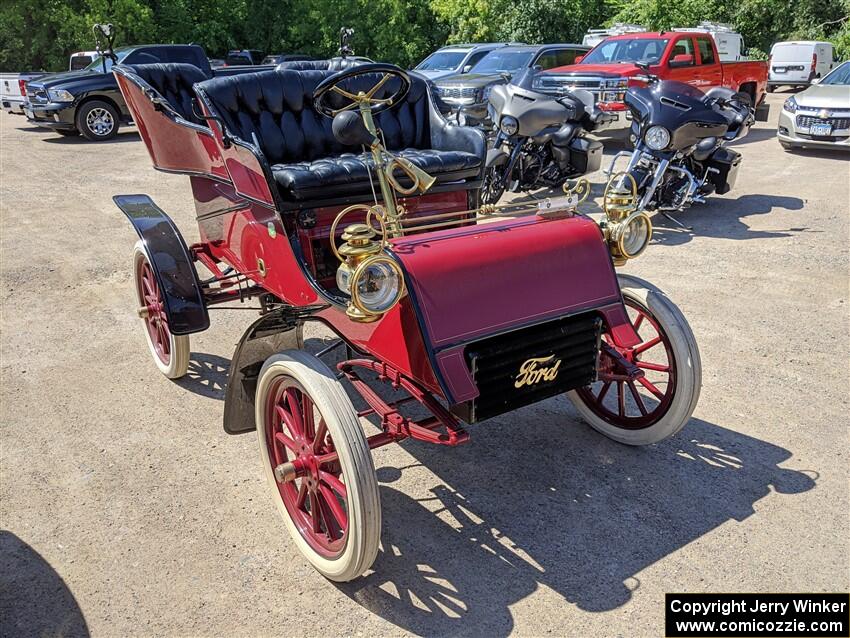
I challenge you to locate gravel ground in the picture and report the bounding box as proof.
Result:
[1,91,848,637]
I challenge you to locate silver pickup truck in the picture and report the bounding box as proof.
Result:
[1,72,46,114]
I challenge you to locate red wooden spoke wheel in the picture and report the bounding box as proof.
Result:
[575,298,676,429]
[132,242,189,379]
[265,379,349,557]
[138,260,171,365]
[256,351,381,581]
[568,275,701,445]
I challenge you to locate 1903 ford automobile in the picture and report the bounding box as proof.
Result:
[113,59,701,581]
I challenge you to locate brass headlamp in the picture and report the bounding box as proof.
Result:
[330,205,406,323]
[600,172,653,266]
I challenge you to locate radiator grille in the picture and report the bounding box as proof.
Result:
[439,86,479,100]
[797,115,850,130]
[452,312,602,423]
[27,86,48,104]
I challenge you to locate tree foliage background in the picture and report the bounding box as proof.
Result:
[1,0,848,71]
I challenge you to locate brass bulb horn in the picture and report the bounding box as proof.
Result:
[385,155,437,196]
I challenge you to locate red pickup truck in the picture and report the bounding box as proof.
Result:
[536,31,769,129]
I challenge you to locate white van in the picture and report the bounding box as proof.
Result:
[675,22,747,61]
[768,41,838,91]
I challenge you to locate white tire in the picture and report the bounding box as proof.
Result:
[256,350,381,581]
[567,274,701,445]
[133,241,190,379]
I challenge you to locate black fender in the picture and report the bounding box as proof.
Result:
[223,307,309,434]
[114,194,209,335]
[486,147,509,168]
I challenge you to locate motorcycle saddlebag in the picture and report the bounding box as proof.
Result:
[705,147,742,195]
[559,137,603,175]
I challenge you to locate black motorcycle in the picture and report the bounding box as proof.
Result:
[480,69,613,204]
[608,66,756,219]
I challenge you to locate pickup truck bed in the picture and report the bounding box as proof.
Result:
[2,73,46,114]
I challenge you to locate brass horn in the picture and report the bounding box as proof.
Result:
[385,155,436,196]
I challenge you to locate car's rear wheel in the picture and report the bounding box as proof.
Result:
[568,274,701,445]
[76,100,120,141]
[133,241,190,379]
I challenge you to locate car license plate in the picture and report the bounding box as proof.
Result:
[810,122,833,136]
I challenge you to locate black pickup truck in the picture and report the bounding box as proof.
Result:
[24,44,271,141]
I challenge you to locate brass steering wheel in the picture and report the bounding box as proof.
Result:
[313,63,411,118]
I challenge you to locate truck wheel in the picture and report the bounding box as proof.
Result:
[56,129,79,137]
[567,274,701,445]
[256,350,381,581]
[76,100,120,141]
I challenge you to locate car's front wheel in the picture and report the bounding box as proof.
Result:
[76,100,120,141]
[567,274,701,445]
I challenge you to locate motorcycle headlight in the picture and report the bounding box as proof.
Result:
[499,115,519,136]
[350,256,404,316]
[48,89,75,103]
[783,96,798,113]
[644,125,670,151]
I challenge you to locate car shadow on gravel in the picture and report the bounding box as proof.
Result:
[174,352,230,400]
[41,131,141,144]
[337,412,816,636]
[0,531,90,638]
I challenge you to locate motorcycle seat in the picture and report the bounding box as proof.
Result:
[703,87,737,103]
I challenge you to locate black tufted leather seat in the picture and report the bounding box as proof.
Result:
[275,57,371,72]
[124,63,212,125]
[195,69,485,204]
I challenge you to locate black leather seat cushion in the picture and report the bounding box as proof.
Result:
[125,63,211,125]
[276,57,370,71]
[195,69,485,203]
[272,148,481,200]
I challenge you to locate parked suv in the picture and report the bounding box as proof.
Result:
[413,43,516,81]
[433,43,590,126]
[24,44,211,140]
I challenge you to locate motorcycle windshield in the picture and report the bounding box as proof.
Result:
[510,67,538,91]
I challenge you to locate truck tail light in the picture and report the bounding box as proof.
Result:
[597,101,628,112]
[810,53,817,78]
[768,55,772,70]
[18,79,27,96]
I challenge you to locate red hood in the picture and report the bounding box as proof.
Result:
[389,215,639,403]
[545,62,644,77]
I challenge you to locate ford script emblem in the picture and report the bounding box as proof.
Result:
[515,355,562,388]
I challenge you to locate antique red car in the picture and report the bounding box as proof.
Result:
[113,59,701,581]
